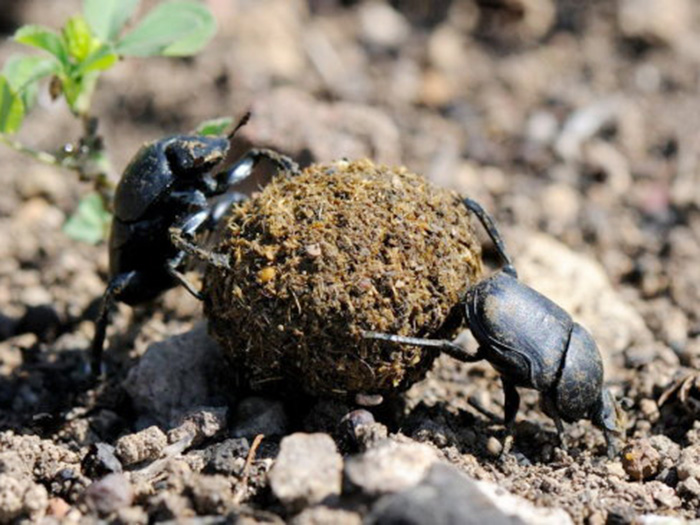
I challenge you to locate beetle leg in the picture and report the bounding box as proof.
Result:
[462,198,517,278]
[502,379,521,455]
[361,330,482,362]
[91,271,138,378]
[169,216,231,270]
[248,148,300,176]
[215,148,300,192]
[166,251,203,300]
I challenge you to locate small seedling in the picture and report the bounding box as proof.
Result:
[0,0,219,243]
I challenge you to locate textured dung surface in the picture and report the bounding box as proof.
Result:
[204,159,482,397]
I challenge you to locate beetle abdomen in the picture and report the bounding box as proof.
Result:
[467,271,573,391]
[555,323,604,422]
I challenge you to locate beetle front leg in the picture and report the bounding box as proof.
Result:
[215,149,300,192]
[91,271,139,378]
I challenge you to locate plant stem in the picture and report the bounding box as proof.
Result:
[0,133,61,167]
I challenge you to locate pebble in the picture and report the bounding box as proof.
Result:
[115,426,167,466]
[618,0,693,48]
[269,433,343,511]
[122,323,228,426]
[169,406,228,446]
[84,473,133,516]
[201,438,249,475]
[367,463,572,525]
[486,436,504,457]
[621,439,661,481]
[0,473,49,523]
[357,2,409,50]
[344,440,438,497]
[82,443,123,478]
[290,506,362,525]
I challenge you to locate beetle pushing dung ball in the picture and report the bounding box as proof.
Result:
[93,126,625,456]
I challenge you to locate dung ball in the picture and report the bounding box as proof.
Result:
[203,159,483,398]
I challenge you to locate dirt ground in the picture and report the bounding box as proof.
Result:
[1,0,700,523]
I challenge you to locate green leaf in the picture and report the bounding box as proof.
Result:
[84,0,141,41]
[14,25,69,66]
[78,44,119,74]
[0,76,25,134]
[194,117,233,136]
[116,1,216,57]
[63,193,111,244]
[63,15,100,62]
[2,55,60,111]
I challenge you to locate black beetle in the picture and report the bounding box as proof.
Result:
[364,198,625,457]
[91,116,299,375]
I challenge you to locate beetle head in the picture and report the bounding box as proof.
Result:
[164,136,230,178]
[592,387,627,457]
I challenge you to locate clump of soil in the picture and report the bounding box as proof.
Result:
[204,159,483,397]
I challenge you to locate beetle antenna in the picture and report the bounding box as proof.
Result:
[228,111,252,139]
[462,198,517,277]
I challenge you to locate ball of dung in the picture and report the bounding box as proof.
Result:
[204,159,483,398]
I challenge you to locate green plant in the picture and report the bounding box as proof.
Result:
[0,0,222,243]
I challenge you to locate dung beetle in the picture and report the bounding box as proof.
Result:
[91,116,299,376]
[364,198,626,457]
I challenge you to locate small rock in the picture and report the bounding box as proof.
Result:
[618,0,693,48]
[123,323,228,426]
[188,474,233,515]
[344,440,438,497]
[358,2,409,50]
[200,438,249,475]
[677,444,700,481]
[367,463,572,525]
[648,481,682,509]
[46,497,71,518]
[148,492,193,522]
[621,439,661,481]
[0,473,49,523]
[84,473,133,516]
[82,443,123,478]
[114,505,148,525]
[269,433,343,511]
[290,505,362,525]
[115,426,167,466]
[486,436,503,457]
[231,397,288,438]
[677,476,700,503]
[337,409,375,450]
[169,406,228,446]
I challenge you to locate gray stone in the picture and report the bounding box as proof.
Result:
[269,433,343,511]
[84,473,133,516]
[367,463,572,525]
[344,440,438,497]
[122,323,228,426]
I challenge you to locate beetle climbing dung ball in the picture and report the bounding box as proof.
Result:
[203,159,483,398]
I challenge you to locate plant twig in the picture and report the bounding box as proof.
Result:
[0,133,60,166]
[233,434,264,505]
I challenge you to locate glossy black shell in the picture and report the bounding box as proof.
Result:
[113,135,229,222]
[465,270,574,391]
[556,323,604,421]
